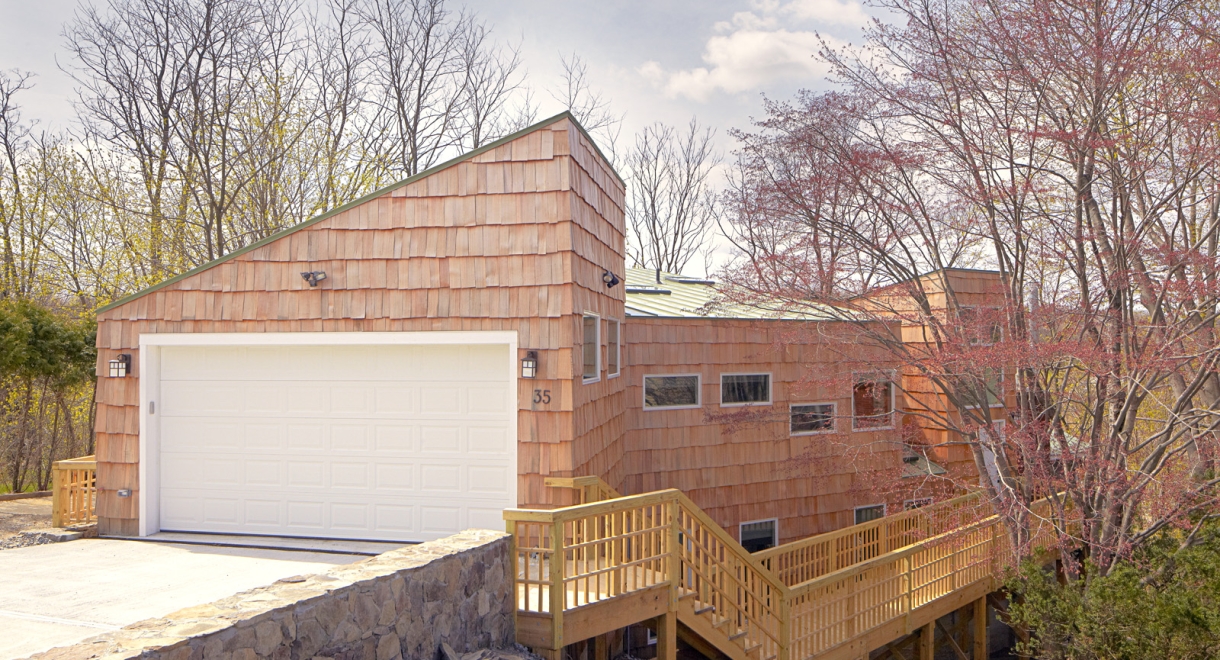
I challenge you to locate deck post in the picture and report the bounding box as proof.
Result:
[506,519,519,640]
[550,519,565,650]
[51,463,65,528]
[919,622,934,660]
[667,498,681,606]
[973,597,987,659]
[657,611,677,660]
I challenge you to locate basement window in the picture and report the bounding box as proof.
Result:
[854,504,886,525]
[740,518,778,553]
[791,403,835,434]
[644,374,700,409]
[582,313,600,383]
[721,373,771,406]
[904,498,934,510]
[852,374,894,430]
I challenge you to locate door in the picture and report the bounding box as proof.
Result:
[156,342,514,542]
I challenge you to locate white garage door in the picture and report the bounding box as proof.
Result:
[156,343,514,542]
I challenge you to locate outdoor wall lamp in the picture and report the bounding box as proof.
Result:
[602,270,620,288]
[301,271,327,287]
[109,354,131,378]
[521,350,539,379]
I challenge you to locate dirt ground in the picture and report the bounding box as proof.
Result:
[0,496,53,540]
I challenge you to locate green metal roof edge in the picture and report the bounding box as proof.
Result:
[96,110,623,316]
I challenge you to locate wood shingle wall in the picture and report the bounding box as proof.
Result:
[93,116,625,535]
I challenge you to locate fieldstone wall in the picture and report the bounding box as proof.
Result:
[29,529,513,660]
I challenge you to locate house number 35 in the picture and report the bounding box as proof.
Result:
[533,389,552,404]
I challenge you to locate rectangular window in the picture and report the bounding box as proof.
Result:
[960,306,1003,346]
[964,368,1003,408]
[904,498,934,510]
[853,375,894,430]
[854,504,886,525]
[740,518,778,553]
[607,319,620,377]
[721,373,771,406]
[791,403,835,434]
[644,374,700,409]
[582,313,600,382]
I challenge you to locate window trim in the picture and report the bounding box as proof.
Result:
[851,371,896,431]
[963,368,1005,410]
[643,373,702,410]
[904,497,934,510]
[719,372,773,408]
[960,305,1004,346]
[739,517,779,552]
[789,402,837,435]
[581,312,601,384]
[606,317,621,379]
[854,503,887,525]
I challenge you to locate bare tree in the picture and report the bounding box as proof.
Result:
[626,118,719,274]
[456,25,524,149]
[551,53,622,159]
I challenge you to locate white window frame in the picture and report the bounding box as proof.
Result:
[606,318,621,378]
[790,402,837,435]
[960,305,1004,346]
[719,372,773,408]
[854,503,887,525]
[643,373,702,410]
[739,517,779,551]
[582,312,601,384]
[852,371,896,431]
[904,497,934,510]
[963,368,1005,410]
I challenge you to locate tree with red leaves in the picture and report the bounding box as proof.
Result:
[719,0,1220,577]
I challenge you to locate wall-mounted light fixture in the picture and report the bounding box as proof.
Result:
[521,350,539,379]
[109,354,131,378]
[301,271,328,287]
[602,270,620,288]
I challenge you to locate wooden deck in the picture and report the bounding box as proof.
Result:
[505,479,1062,660]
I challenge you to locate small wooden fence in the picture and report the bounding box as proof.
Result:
[52,455,97,527]
[505,486,1065,660]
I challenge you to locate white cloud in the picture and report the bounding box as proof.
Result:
[781,0,871,28]
[640,0,863,102]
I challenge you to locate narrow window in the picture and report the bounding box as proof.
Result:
[964,368,1003,408]
[904,498,934,510]
[791,403,835,434]
[740,519,778,553]
[854,504,886,525]
[852,375,894,430]
[644,374,700,409]
[721,373,771,406]
[582,313,600,382]
[607,319,620,377]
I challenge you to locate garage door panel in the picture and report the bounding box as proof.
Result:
[158,342,513,542]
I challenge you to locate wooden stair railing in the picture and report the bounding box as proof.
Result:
[51,455,97,528]
[505,489,1066,660]
[755,493,986,587]
[544,476,622,504]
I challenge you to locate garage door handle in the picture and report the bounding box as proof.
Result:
[149,401,155,414]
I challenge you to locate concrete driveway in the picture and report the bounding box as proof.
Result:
[0,539,364,659]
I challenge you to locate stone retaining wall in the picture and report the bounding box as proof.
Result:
[29,529,513,660]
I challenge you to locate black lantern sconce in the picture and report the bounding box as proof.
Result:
[301,271,328,287]
[521,350,539,379]
[602,270,620,288]
[109,353,131,378]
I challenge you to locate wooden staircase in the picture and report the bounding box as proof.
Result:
[505,478,1061,660]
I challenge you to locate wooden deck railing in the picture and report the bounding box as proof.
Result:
[52,455,97,527]
[755,493,987,587]
[506,488,1067,660]
[544,476,622,504]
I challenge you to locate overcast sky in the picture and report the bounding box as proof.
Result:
[0,0,872,146]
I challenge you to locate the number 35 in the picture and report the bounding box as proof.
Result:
[532,389,551,404]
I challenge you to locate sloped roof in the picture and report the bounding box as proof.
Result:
[97,111,619,315]
[623,268,842,320]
